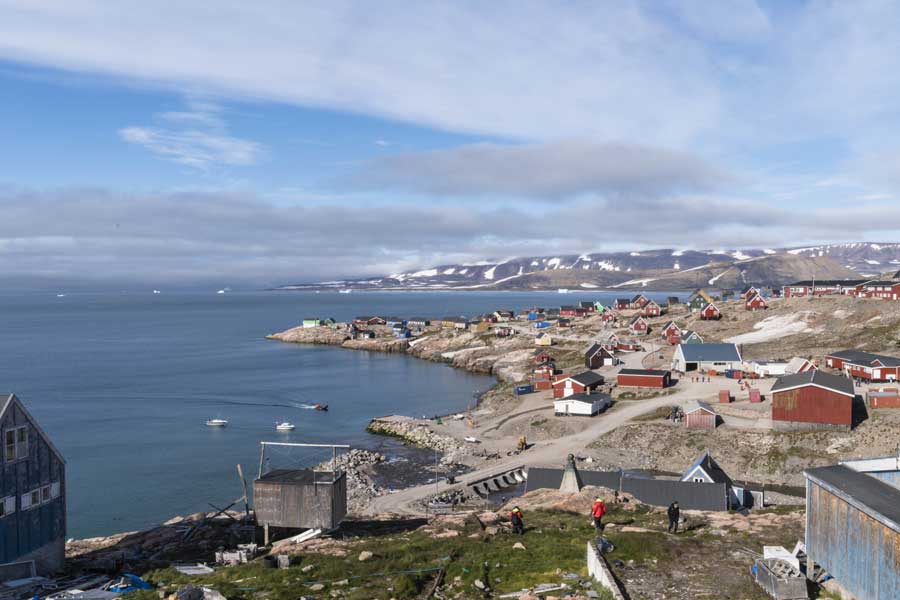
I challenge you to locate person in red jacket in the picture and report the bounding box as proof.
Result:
[509,506,525,535]
[591,497,607,531]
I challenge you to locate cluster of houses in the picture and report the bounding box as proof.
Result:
[782,274,900,300]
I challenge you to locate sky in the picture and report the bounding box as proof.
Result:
[3,1,900,288]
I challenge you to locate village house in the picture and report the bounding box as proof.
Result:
[825,349,900,382]
[353,316,386,326]
[616,368,671,388]
[616,338,642,352]
[699,301,721,320]
[782,279,870,298]
[614,298,631,310]
[579,301,596,313]
[666,295,680,307]
[552,371,605,398]
[630,294,649,309]
[859,280,900,300]
[602,332,620,350]
[535,332,552,347]
[740,286,761,300]
[584,343,615,369]
[745,293,768,311]
[687,289,716,312]
[492,310,515,322]
[0,394,66,574]
[531,363,559,390]
[771,370,856,430]
[494,326,514,337]
[785,356,816,374]
[302,318,322,328]
[599,310,617,323]
[683,401,718,430]
[384,317,406,327]
[672,343,742,373]
[680,450,746,508]
[679,330,704,344]
[641,299,663,317]
[660,320,681,340]
[441,316,469,330]
[533,349,553,364]
[545,307,561,317]
[628,315,649,336]
[407,318,431,328]
[553,391,611,417]
[559,305,586,318]
[353,329,376,340]
[747,360,788,377]
[556,318,571,328]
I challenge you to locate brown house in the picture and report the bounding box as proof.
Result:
[771,371,856,430]
[584,343,615,369]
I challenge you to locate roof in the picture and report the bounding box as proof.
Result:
[615,298,630,303]
[683,400,715,414]
[585,343,612,358]
[826,349,900,367]
[618,368,669,377]
[682,450,732,487]
[555,371,605,387]
[786,357,814,372]
[863,281,900,286]
[661,320,679,331]
[0,393,66,464]
[770,370,855,398]
[676,343,741,363]
[805,464,900,534]
[786,279,870,287]
[629,315,647,325]
[256,468,342,485]
[555,392,611,405]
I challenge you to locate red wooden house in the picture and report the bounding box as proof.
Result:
[860,281,900,300]
[579,301,597,313]
[825,350,900,382]
[740,286,761,300]
[660,320,681,343]
[600,311,617,323]
[560,306,586,318]
[552,371,605,398]
[745,293,768,311]
[628,315,649,335]
[533,349,553,364]
[630,294,649,309]
[684,401,717,430]
[614,298,631,310]
[641,300,663,317]
[699,302,721,320]
[531,363,560,390]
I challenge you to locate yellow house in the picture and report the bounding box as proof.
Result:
[535,332,553,346]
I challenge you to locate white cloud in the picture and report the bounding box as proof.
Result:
[118,101,263,169]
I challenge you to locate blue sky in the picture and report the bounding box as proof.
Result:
[2,0,900,287]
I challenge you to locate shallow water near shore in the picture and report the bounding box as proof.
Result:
[0,289,675,537]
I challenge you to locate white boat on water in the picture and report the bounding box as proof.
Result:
[276,421,296,431]
[153,290,161,294]
[557,288,570,294]
[217,289,226,295]
[206,418,228,427]
[56,294,66,298]
[338,289,352,294]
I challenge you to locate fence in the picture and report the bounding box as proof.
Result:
[525,467,729,511]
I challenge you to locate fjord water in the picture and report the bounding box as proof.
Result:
[0,290,671,537]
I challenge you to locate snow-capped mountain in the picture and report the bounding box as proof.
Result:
[277,244,897,291]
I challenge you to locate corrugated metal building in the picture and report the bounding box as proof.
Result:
[0,394,66,575]
[805,464,900,599]
[770,371,855,430]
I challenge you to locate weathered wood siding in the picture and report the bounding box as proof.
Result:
[254,473,346,530]
[807,479,900,599]
[0,400,66,569]
[685,411,716,430]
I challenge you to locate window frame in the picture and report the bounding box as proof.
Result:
[4,425,28,463]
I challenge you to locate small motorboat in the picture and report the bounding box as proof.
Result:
[216,289,226,295]
[206,418,228,427]
[152,290,161,294]
[276,421,296,431]
[56,294,66,298]
[313,403,329,412]
[338,289,352,294]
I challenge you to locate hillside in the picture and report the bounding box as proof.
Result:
[278,245,870,291]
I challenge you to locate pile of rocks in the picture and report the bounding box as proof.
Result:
[366,416,467,458]
[314,449,386,512]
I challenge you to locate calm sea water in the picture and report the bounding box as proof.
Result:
[0,289,676,537]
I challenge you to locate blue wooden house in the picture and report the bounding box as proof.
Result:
[0,394,66,575]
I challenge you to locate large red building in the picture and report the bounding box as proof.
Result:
[825,350,900,382]
[552,371,605,398]
[617,368,671,388]
[782,279,870,298]
[771,370,855,430]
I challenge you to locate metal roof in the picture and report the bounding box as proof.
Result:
[256,469,341,485]
[682,450,733,487]
[619,368,669,377]
[806,464,900,534]
[827,349,900,367]
[562,371,605,386]
[770,370,855,398]
[683,400,715,414]
[676,343,741,362]
[785,279,870,286]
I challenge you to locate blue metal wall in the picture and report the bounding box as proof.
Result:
[0,400,66,564]
[807,480,900,599]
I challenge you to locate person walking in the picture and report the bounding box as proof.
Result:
[591,497,607,531]
[509,506,525,535]
[667,501,680,534]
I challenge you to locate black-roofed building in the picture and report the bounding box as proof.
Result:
[825,349,900,382]
[782,279,871,298]
[771,370,856,430]
[584,343,615,369]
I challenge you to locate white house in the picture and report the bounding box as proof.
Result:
[553,392,611,417]
[748,361,789,377]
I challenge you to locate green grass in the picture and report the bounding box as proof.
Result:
[134,511,618,600]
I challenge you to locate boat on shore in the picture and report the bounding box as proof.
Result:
[276,421,296,431]
[205,418,228,427]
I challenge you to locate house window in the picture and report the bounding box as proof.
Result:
[0,496,14,517]
[29,490,40,506]
[4,426,28,462]
[41,485,51,503]
[692,477,705,483]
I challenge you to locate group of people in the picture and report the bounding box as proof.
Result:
[508,498,681,535]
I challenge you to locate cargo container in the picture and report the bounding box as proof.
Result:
[514,384,534,396]
[749,389,762,403]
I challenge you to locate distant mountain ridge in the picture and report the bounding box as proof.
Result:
[280,243,900,292]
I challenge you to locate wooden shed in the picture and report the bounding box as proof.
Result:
[684,401,717,430]
[868,388,900,409]
[254,469,347,530]
[584,343,615,369]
